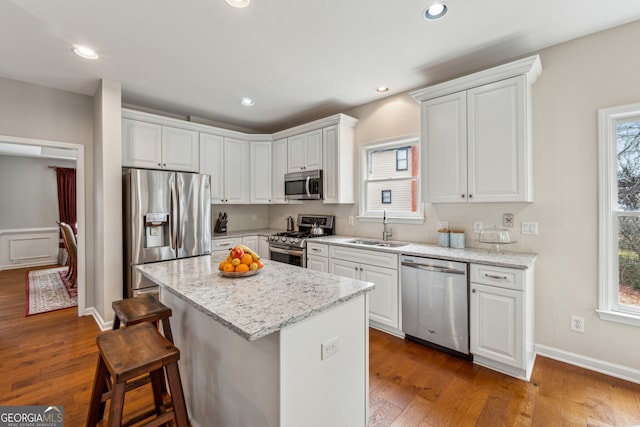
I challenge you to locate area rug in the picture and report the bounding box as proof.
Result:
[26,267,77,316]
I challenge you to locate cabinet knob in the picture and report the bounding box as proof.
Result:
[469,194,473,198]
[472,288,476,293]
[461,194,465,198]
[158,163,162,166]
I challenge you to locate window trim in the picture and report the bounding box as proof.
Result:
[358,135,424,224]
[396,148,408,171]
[381,190,392,204]
[597,102,640,327]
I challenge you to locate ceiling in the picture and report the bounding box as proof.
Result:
[2,1,640,133]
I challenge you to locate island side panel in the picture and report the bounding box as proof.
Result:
[162,290,280,427]
[280,295,368,427]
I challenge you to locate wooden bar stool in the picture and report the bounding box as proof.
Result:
[112,293,174,343]
[87,322,189,427]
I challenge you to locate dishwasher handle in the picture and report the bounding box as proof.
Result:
[401,260,466,275]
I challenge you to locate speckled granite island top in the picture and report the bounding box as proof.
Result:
[136,255,374,341]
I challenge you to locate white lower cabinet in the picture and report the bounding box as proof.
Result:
[211,237,242,254]
[242,235,259,252]
[307,242,328,272]
[470,263,535,381]
[328,246,399,334]
[258,236,270,260]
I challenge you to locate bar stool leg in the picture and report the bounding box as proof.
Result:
[87,356,108,426]
[107,382,126,427]
[165,362,189,427]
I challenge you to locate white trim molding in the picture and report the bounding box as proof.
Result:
[536,344,640,384]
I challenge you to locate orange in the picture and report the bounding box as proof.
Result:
[235,263,249,273]
[218,260,228,270]
[241,254,253,265]
[223,263,235,272]
[256,260,264,269]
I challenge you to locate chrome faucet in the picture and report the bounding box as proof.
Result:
[382,210,393,241]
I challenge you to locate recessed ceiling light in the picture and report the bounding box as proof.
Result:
[225,0,250,8]
[240,97,255,106]
[72,45,99,60]
[376,86,389,94]
[424,3,448,20]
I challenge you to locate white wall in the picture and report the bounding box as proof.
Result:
[0,155,75,229]
[271,20,640,373]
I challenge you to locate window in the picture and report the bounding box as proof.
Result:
[598,103,640,326]
[396,148,408,171]
[359,136,423,222]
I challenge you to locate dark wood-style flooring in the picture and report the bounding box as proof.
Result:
[1,266,639,426]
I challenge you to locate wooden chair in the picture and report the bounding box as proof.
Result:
[57,221,77,287]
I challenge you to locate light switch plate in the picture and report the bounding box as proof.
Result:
[473,221,483,233]
[522,222,539,235]
[437,220,449,230]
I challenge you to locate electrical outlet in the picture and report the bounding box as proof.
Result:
[473,221,483,233]
[437,220,449,230]
[503,213,514,228]
[321,337,339,360]
[348,216,354,226]
[570,315,585,333]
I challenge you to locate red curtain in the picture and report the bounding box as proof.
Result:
[56,167,77,235]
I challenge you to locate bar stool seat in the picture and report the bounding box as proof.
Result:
[112,293,173,343]
[87,322,189,427]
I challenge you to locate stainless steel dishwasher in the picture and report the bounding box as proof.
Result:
[401,255,471,359]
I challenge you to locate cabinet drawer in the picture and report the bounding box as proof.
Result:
[329,245,398,269]
[470,264,524,291]
[212,237,242,253]
[307,242,328,257]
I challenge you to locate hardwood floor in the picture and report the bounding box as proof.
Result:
[2,266,640,426]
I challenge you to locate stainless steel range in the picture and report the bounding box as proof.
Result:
[268,214,335,267]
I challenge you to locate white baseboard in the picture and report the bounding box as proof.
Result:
[535,344,640,384]
[85,306,113,331]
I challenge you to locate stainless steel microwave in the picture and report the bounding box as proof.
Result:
[284,170,323,200]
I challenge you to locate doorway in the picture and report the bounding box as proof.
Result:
[0,135,86,315]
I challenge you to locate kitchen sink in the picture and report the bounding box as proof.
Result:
[345,239,408,248]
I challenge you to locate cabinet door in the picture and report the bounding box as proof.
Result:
[322,125,354,204]
[272,138,288,203]
[307,256,329,273]
[199,133,225,203]
[470,283,524,368]
[287,134,305,172]
[242,235,259,251]
[250,140,272,204]
[122,119,163,169]
[422,92,467,203]
[363,265,399,329]
[258,236,270,260]
[304,129,323,171]
[467,76,527,202]
[162,126,199,172]
[211,237,242,253]
[329,258,360,280]
[224,138,250,204]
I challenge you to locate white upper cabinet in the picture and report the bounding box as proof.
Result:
[250,140,272,204]
[122,119,199,172]
[272,138,289,204]
[287,129,323,172]
[412,55,541,203]
[322,124,355,204]
[200,133,250,204]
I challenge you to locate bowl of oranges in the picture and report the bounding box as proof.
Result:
[218,244,264,277]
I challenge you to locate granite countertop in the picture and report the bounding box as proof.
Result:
[136,255,374,341]
[312,235,537,270]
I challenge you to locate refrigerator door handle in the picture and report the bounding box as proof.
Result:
[170,174,178,251]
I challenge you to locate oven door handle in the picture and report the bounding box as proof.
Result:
[270,247,304,257]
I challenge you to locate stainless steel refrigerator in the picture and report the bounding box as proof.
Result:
[124,169,211,297]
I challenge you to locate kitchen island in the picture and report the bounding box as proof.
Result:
[137,255,374,427]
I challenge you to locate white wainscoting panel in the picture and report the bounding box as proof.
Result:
[0,228,59,270]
